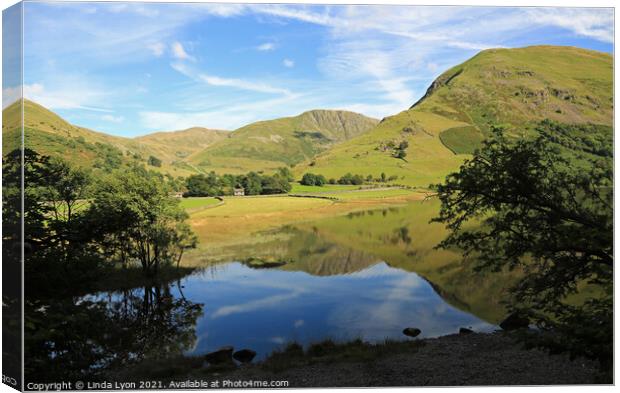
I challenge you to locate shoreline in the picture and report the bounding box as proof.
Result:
[112,331,610,387]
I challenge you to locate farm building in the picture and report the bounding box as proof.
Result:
[233,188,245,196]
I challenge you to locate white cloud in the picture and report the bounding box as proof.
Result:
[101,114,124,123]
[171,41,194,60]
[2,86,22,109]
[138,90,313,131]
[171,62,293,96]
[22,82,112,113]
[147,42,165,57]
[257,42,276,51]
[526,8,614,43]
[283,58,295,68]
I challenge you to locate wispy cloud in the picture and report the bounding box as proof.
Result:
[526,8,614,43]
[23,82,113,112]
[101,114,124,123]
[171,41,194,61]
[2,86,21,109]
[22,3,613,136]
[257,42,276,51]
[147,42,165,57]
[171,62,293,96]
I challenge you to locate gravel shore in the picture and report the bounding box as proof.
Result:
[214,332,609,387]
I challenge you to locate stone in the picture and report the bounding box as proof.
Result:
[233,349,257,363]
[499,312,530,331]
[459,327,473,334]
[204,346,234,364]
[403,327,421,337]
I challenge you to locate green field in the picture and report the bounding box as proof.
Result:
[290,183,360,193]
[179,197,223,212]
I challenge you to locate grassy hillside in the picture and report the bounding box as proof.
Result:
[299,46,613,187]
[2,100,225,176]
[3,101,377,177]
[189,110,379,174]
[135,127,228,162]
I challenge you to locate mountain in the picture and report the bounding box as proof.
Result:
[188,110,379,174]
[3,100,377,177]
[298,46,613,187]
[135,127,228,163]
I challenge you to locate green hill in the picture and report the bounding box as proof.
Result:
[2,100,227,176]
[188,110,379,174]
[3,101,377,177]
[298,46,613,187]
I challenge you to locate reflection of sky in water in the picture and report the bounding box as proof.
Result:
[178,261,496,359]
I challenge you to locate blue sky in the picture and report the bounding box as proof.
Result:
[4,2,614,136]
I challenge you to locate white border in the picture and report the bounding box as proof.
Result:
[0,1,617,393]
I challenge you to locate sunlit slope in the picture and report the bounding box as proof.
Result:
[2,100,222,176]
[414,45,613,132]
[189,110,379,174]
[135,127,228,161]
[299,46,613,187]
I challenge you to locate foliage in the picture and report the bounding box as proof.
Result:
[185,170,291,197]
[338,173,365,185]
[5,148,198,296]
[432,125,612,368]
[148,155,163,167]
[25,283,203,382]
[300,173,327,186]
[88,165,196,274]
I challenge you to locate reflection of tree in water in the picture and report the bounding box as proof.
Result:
[25,283,202,382]
[392,227,412,245]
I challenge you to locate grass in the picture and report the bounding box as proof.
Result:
[188,110,378,174]
[321,188,416,200]
[296,46,612,188]
[179,197,223,212]
[290,183,359,193]
[439,126,486,155]
[182,192,426,264]
[260,338,425,372]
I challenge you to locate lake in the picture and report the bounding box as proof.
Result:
[79,200,512,367]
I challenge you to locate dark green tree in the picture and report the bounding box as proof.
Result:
[88,165,196,274]
[147,155,162,167]
[242,172,263,195]
[432,126,612,368]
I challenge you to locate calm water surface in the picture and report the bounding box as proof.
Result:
[86,201,502,361]
[178,261,496,359]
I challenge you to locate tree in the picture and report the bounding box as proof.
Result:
[261,174,292,194]
[432,126,612,368]
[242,172,263,195]
[185,172,221,196]
[277,167,295,182]
[148,155,162,167]
[88,165,197,274]
[43,158,91,262]
[301,173,326,186]
[394,141,408,160]
[46,158,90,226]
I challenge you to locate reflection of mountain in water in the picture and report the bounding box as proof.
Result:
[202,200,517,324]
[289,201,518,324]
[212,226,382,276]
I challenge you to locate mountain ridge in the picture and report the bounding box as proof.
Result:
[2,99,379,176]
[297,45,613,186]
